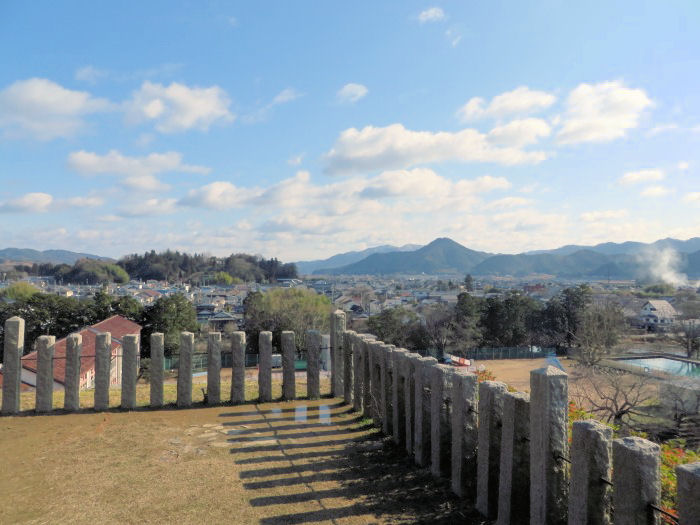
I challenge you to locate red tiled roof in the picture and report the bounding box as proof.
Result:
[20,315,141,385]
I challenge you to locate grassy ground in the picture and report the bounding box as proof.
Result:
[0,378,485,524]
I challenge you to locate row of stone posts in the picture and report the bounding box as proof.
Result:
[337,327,700,525]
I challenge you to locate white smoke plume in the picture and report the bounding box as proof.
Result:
[636,247,688,287]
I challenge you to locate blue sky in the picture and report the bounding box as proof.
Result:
[0,1,699,261]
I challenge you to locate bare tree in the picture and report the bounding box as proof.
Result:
[575,302,624,365]
[422,303,455,361]
[669,319,700,359]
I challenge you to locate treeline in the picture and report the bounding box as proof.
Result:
[13,250,298,284]
[367,285,609,359]
[0,289,198,362]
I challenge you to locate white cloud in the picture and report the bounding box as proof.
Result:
[125,81,234,133]
[68,149,210,192]
[0,192,53,213]
[580,209,628,222]
[74,66,108,84]
[646,123,679,137]
[287,153,304,166]
[272,88,301,105]
[484,196,532,209]
[418,7,445,23]
[683,192,700,203]
[457,86,556,122]
[619,169,664,185]
[179,181,257,210]
[242,87,302,123]
[640,185,671,197]
[60,196,104,208]
[445,28,462,47]
[324,123,547,174]
[487,118,551,148]
[0,78,113,140]
[557,81,652,144]
[118,198,177,217]
[678,161,690,171]
[337,83,368,103]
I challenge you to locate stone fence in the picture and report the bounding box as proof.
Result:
[2,312,699,524]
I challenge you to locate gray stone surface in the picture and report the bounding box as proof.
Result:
[497,391,531,525]
[64,333,82,411]
[321,334,330,373]
[612,436,660,525]
[451,368,478,499]
[150,333,164,407]
[177,332,194,407]
[414,356,437,467]
[476,380,508,518]
[677,462,700,525]
[381,344,394,436]
[568,420,612,525]
[391,348,409,446]
[369,341,384,426]
[306,330,321,400]
[330,310,346,396]
[352,334,364,412]
[343,330,355,405]
[231,331,246,404]
[35,335,56,413]
[362,338,373,419]
[530,366,569,525]
[94,332,111,411]
[430,364,452,479]
[258,331,273,402]
[404,353,422,456]
[281,331,296,400]
[121,334,139,409]
[207,332,222,405]
[2,316,24,414]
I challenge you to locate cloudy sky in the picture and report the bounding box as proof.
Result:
[1,2,699,261]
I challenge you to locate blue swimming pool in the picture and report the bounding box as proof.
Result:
[619,357,700,377]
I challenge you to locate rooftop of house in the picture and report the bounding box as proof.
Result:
[641,299,678,318]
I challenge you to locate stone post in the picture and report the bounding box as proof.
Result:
[258,331,272,402]
[150,333,164,407]
[207,332,222,405]
[414,356,437,467]
[121,334,139,410]
[677,462,700,525]
[362,337,373,419]
[64,333,82,411]
[430,364,452,479]
[177,332,194,408]
[530,366,569,525]
[568,420,612,525]
[343,330,355,405]
[476,380,508,519]
[2,316,24,415]
[391,348,409,447]
[306,330,321,400]
[381,344,394,436]
[497,391,531,525]
[612,437,660,525]
[231,331,246,404]
[321,334,331,374]
[369,341,384,426]
[330,309,346,397]
[404,353,422,456]
[35,335,56,413]
[94,332,111,410]
[451,368,478,499]
[351,334,363,412]
[281,331,296,401]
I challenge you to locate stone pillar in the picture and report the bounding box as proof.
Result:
[35,335,56,413]
[451,368,478,499]
[281,331,296,401]
[207,332,222,405]
[2,316,24,414]
[258,331,272,402]
[94,332,111,411]
[568,420,612,525]
[497,391,531,525]
[369,341,384,426]
[404,353,422,456]
[430,364,452,479]
[677,462,700,525]
[343,330,355,405]
[414,356,437,467]
[391,348,409,447]
[352,334,364,412]
[64,333,82,411]
[177,332,194,408]
[330,309,346,397]
[476,380,508,518]
[362,337,373,419]
[306,330,321,400]
[120,334,139,409]
[381,344,394,436]
[321,334,331,374]
[530,366,569,525]
[150,333,164,407]
[612,437,660,525]
[231,331,246,404]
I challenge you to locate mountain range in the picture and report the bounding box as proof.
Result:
[309,237,700,279]
[295,244,421,274]
[0,248,112,265]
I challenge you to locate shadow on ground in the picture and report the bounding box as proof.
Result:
[223,398,488,524]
